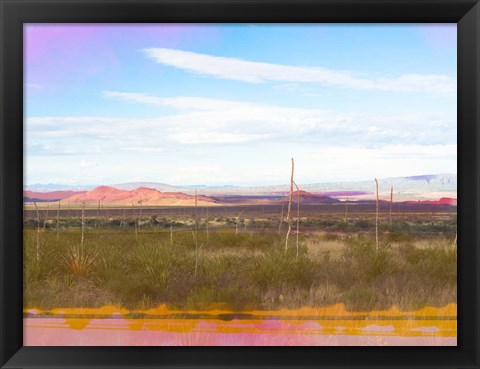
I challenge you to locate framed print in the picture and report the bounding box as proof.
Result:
[1,0,479,368]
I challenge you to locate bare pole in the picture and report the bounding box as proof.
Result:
[131,202,138,240]
[170,225,173,246]
[293,181,301,258]
[96,199,101,228]
[194,189,199,277]
[33,202,40,262]
[43,204,49,229]
[81,201,85,248]
[278,204,284,234]
[101,198,106,227]
[206,205,209,240]
[375,178,379,252]
[285,158,294,254]
[56,201,61,235]
[138,199,143,230]
[344,196,349,222]
[389,185,393,227]
[236,210,245,235]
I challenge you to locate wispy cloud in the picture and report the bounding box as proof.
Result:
[143,48,456,96]
[26,92,456,186]
[102,91,455,146]
[102,91,260,111]
[80,159,98,168]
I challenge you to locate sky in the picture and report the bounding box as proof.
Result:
[25,24,457,187]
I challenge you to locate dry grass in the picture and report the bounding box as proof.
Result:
[304,237,345,261]
[23,225,456,312]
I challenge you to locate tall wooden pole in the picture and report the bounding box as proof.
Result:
[33,202,40,262]
[344,196,349,222]
[390,185,393,227]
[194,189,199,277]
[375,179,379,252]
[81,201,85,248]
[293,181,301,258]
[285,158,294,254]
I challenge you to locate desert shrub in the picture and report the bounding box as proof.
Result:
[23,226,457,311]
[341,239,395,282]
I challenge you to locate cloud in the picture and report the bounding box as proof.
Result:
[118,147,165,153]
[80,159,98,168]
[26,92,456,184]
[143,48,456,96]
[102,91,260,111]
[102,91,456,146]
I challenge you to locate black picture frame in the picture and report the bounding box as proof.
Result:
[1,0,479,368]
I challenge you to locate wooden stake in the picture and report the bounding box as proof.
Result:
[293,181,301,258]
[131,202,137,240]
[375,178,379,252]
[56,201,61,234]
[344,196,349,222]
[81,201,85,248]
[33,202,40,262]
[390,185,393,227]
[138,199,143,230]
[96,200,101,228]
[236,210,245,235]
[206,205,209,240]
[194,189,199,277]
[285,158,294,254]
[278,204,284,234]
[43,204,49,229]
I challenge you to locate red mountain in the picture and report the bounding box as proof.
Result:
[64,186,217,206]
[24,190,86,201]
[404,197,457,206]
[283,190,340,204]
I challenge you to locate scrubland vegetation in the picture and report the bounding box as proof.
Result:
[24,214,456,312]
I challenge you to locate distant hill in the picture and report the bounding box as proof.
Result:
[211,191,339,205]
[285,190,340,204]
[25,174,457,202]
[404,197,457,206]
[63,186,218,206]
[24,190,85,202]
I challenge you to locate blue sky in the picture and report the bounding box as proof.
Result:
[25,24,457,186]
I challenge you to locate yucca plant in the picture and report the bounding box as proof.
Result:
[60,244,99,278]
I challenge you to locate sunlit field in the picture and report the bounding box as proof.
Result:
[24,206,456,312]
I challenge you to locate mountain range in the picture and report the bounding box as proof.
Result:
[25,174,457,203]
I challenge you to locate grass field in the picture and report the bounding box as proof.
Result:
[23,207,457,312]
